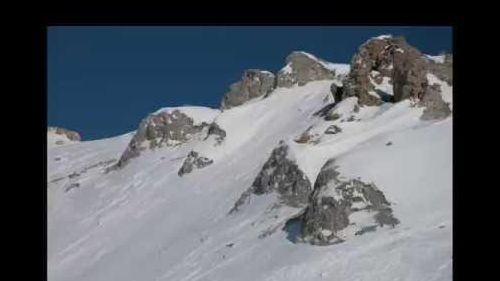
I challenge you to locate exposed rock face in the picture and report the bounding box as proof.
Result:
[178,151,214,176]
[330,83,344,103]
[221,69,276,110]
[48,127,81,141]
[427,54,453,86]
[343,35,452,108]
[115,110,210,168]
[391,40,430,102]
[325,125,342,134]
[343,36,408,105]
[230,141,312,213]
[204,122,226,144]
[301,159,399,245]
[277,51,336,88]
[420,84,452,120]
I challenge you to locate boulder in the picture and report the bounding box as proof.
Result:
[178,151,214,176]
[115,110,210,168]
[230,141,312,213]
[220,69,276,110]
[277,51,336,88]
[301,159,399,245]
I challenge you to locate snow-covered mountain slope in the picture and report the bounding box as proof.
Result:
[47,127,82,147]
[48,79,452,281]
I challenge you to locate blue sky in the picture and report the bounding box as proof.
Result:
[48,26,452,140]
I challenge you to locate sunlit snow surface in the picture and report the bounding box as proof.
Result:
[48,77,452,281]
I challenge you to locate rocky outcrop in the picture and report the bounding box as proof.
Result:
[324,125,342,134]
[427,54,453,86]
[343,36,407,105]
[115,110,210,168]
[220,69,276,110]
[277,51,336,88]
[178,151,214,176]
[204,122,226,144]
[300,159,399,245]
[48,127,81,142]
[230,141,312,213]
[420,84,452,120]
[343,35,452,108]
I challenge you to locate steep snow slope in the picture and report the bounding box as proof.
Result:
[48,76,452,281]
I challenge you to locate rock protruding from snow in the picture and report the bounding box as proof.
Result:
[47,126,81,146]
[48,126,81,141]
[427,54,453,86]
[115,109,212,168]
[230,141,312,213]
[301,159,399,245]
[204,122,226,144]
[343,36,406,105]
[420,84,452,120]
[221,69,276,110]
[178,151,214,176]
[277,51,336,88]
[324,125,342,134]
[343,35,452,109]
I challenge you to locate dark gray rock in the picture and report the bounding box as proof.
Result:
[325,125,342,135]
[65,183,80,192]
[178,151,214,176]
[221,69,276,110]
[204,122,226,144]
[114,110,210,169]
[427,54,453,86]
[419,84,452,120]
[301,159,399,245]
[325,112,341,121]
[331,83,344,103]
[230,141,312,213]
[294,126,314,144]
[354,225,378,236]
[277,52,336,88]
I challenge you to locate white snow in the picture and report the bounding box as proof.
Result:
[374,34,392,40]
[426,54,446,64]
[291,51,350,76]
[325,63,350,76]
[373,76,394,96]
[48,75,452,281]
[47,131,79,147]
[153,106,220,125]
[427,73,453,110]
[280,63,293,74]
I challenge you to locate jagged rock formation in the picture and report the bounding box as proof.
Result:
[420,83,452,120]
[343,36,407,105]
[178,151,214,176]
[115,110,210,168]
[427,54,453,86]
[330,83,344,103]
[204,122,226,144]
[342,35,453,112]
[221,69,276,110]
[230,141,312,213]
[300,159,399,245]
[324,125,342,134]
[48,126,81,142]
[277,51,336,88]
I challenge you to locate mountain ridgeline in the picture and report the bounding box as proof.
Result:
[97,35,452,245]
[48,34,453,281]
